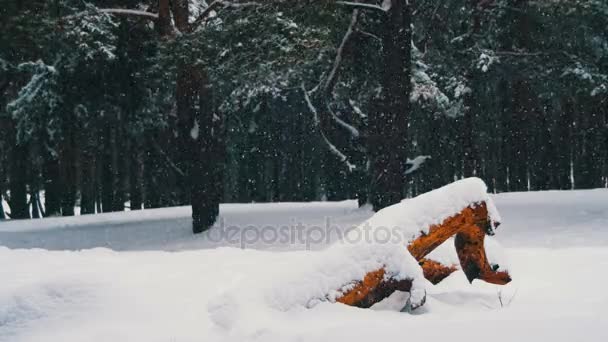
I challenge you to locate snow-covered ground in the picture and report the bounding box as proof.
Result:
[1,188,608,342]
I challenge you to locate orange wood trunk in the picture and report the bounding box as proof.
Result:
[335,202,510,308]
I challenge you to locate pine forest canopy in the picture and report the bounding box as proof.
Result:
[1,0,606,232]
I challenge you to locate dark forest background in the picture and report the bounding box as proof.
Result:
[1,1,606,229]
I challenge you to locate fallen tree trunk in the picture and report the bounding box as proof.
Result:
[335,268,413,308]
[335,200,511,308]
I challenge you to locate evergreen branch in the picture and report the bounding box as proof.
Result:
[189,1,262,32]
[189,0,224,32]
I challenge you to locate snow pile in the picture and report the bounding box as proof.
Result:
[348,177,500,245]
[206,247,422,333]
[209,177,500,329]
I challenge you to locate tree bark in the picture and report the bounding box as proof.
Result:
[129,140,144,210]
[80,143,97,215]
[43,156,62,216]
[30,190,41,218]
[111,126,125,212]
[59,125,77,216]
[8,142,30,219]
[368,0,411,211]
[170,1,224,233]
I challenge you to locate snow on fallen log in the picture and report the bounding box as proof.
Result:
[208,178,509,329]
[326,177,509,306]
[356,177,501,246]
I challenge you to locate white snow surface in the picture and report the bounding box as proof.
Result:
[1,185,608,341]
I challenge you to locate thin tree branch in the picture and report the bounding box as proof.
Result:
[356,29,381,42]
[97,8,159,20]
[302,84,356,172]
[327,104,360,138]
[336,1,387,12]
[323,9,359,96]
[153,143,186,177]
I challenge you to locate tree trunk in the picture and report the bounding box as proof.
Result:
[129,140,144,210]
[80,143,97,215]
[8,144,30,219]
[111,126,125,212]
[59,126,77,216]
[170,0,224,233]
[43,155,62,216]
[30,190,40,219]
[556,98,573,189]
[462,91,476,177]
[0,177,4,219]
[368,0,412,211]
[101,125,115,212]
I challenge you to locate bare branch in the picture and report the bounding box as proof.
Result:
[327,104,360,138]
[302,84,357,172]
[153,143,186,177]
[356,29,381,42]
[323,9,359,95]
[98,8,158,20]
[336,1,387,12]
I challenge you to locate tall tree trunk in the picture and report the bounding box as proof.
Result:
[129,139,144,210]
[43,156,62,216]
[169,0,224,233]
[0,177,5,220]
[9,144,30,219]
[111,125,125,212]
[101,125,115,212]
[509,79,530,191]
[368,0,411,211]
[462,91,476,177]
[556,98,574,189]
[30,190,41,219]
[0,145,5,220]
[59,124,77,216]
[80,142,97,215]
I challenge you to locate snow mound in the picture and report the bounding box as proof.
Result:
[206,246,425,333]
[349,177,500,245]
[208,178,500,331]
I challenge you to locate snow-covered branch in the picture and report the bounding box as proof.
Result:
[356,29,381,42]
[189,0,223,31]
[302,84,357,172]
[98,9,159,20]
[327,104,360,138]
[336,1,387,13]
[405,155,431,175]
[348,99,367,119]
[323,9,359,96]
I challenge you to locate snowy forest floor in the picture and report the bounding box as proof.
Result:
[1,189,608,341]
